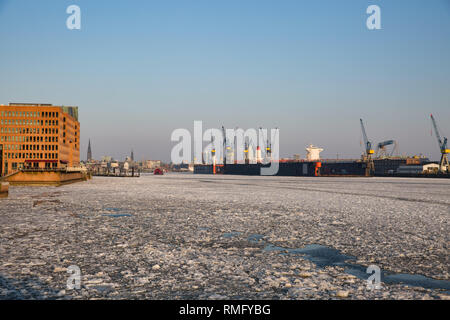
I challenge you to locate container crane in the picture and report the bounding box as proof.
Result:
[430,114,449,173]
[360,119,375,176]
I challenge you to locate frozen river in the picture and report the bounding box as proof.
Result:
[0,174,449,299]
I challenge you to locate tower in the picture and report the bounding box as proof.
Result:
[87,139,92,162]
[306,144,324,161]
[131,149,134,162]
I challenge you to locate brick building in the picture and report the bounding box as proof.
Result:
[0,103,80,176]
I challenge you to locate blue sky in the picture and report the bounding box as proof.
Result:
[1,0,449,161]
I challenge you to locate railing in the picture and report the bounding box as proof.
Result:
[11,168,86,174]
[20,168,68,172]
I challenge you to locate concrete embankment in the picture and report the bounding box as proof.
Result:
[2,171,89,186]
[0,182,8,198]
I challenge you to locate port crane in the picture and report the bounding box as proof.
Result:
[376,140,398,158]
[430,114,449,173]
[222,126,228,166]
[244,138,250,164]
[360,119,375,176]
[264,127,278,162]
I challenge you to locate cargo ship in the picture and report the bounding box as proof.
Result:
[194,157,449,178]
[194,160,363,176]
[193,114,449,178]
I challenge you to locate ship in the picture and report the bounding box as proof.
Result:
[193,157,443,177]
[194,143,439,177]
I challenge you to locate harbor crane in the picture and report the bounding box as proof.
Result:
[222,126,228,166]
[376,140,398,158]
[430,114,449,173]
[244,138,250,164]
[360,119,375,176]
[264,127,278,162]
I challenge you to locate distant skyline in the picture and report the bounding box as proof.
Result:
[1,0,449,162]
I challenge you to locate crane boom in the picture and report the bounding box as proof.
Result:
[431,114,447,151]
[360,119,374,155]
[377,140,394,149]
[430,114,449,173]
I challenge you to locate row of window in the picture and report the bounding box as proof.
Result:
[7,162,59,170]
[4,153,58,160]
[3,144,58,151]
[1,119,59,126]
[1,127,59,135]
[0,111,60,118]
[1,136,59,143]
[3,162,59,172]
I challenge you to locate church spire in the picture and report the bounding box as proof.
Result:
[87,139,92,161]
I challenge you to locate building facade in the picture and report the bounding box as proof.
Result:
[144,160,161,170]
[0,103,80,176]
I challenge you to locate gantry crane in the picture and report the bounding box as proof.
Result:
[360,119,375,176]
[430,114,449,173]
[376,140,398,158]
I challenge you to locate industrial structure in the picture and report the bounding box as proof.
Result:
[376,140,398,159]
[360,118,375,176]
[430,114,449,173]
[306,144,324,161]
[194,117,447,178]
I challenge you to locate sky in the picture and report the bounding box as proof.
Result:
[0,0,449,162]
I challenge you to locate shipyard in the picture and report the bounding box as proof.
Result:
[192,117,449,179]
